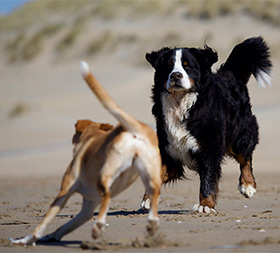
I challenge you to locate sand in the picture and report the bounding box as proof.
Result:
[0,9,280,253]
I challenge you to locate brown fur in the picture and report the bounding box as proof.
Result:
[10,62,161,246]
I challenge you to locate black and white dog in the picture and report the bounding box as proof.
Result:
[142,37,272,213]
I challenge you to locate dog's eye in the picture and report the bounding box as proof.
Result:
[183,61,190,69]
[168,60,173,68]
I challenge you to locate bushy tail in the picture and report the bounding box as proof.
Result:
[80,61,141,134]
[220,37,272,88]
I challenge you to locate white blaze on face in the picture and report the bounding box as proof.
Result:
[166,49,191,90]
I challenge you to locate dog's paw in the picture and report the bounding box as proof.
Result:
[239,184,256,198]
[140,198,151,211]
[146,220,159,236]
[92,222,105,239]
[192,204,217,214]
[9,235,36,246]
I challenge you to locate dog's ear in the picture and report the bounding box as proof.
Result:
[202,45,218,67]
[75,120,94,133]
[100,123,114,132]
[145,47,170,69]
[190,45,218,70]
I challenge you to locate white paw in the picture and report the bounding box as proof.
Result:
[146,219,159,236]
[192,204,217,214]
[92,221,105,239]
[140,198,151,211]
[239,184,256,198]
[9,234,36,246]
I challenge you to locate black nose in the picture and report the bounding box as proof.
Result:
[171,72,183,81]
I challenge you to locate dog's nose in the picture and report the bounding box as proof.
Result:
[171,72,183,81]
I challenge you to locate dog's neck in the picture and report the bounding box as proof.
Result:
[161,91,198,122]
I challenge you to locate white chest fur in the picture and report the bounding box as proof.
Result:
[161,92,199,170]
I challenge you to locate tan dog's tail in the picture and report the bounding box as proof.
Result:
[80,61,141,134]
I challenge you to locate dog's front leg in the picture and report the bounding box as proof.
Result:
[10,191,71,245]
[138,159,161,236]
[40,198,97,242]
[192,163,221,214]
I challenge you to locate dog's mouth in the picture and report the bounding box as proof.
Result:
[166,74,196,93]
[167,81,195,93]
[167,80,185,90]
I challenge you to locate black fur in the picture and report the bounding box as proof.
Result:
[146,37,272,208]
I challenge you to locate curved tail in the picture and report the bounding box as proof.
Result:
[80,61,141,134]
[220,37,272,88]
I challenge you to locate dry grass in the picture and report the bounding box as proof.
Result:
[0,0,91,32]
[181,0,280,24]
[56,26,82,53]
[86,31,138,56]
[40,23,63,37]
[9,102,30,118]
[1,0,279,32]
[4,23,63,63]
[1,0,280,64]
[55,16,88,57]
[5,32,43,63]
[243,0,280,25]
[182,0,236,19]
[86,31,115,56]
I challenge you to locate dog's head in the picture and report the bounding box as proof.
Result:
[72,120,114,155]
[146,46,218,93]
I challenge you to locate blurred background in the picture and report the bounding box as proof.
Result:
[0,0,279,178]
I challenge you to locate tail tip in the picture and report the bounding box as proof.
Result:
[80,60,90,77]
[256,70,272,88]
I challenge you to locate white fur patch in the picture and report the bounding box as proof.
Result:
[80,60,90,77]
[140,198,151,210]
[161,92,199,170]
[192,204,217,214]
[239,184,256,198]
[256,70,271,88]
[10,234,36,246]
[166,49,191,90]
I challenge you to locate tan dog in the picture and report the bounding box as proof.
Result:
[10,61,161,245]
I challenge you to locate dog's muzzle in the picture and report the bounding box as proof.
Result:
[167,71,186,91]
[171,71,183,82]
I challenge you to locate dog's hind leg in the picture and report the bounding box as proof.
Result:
[40,197,97,242]
[10,166,77,245]
[136,155,161,236]
[146,185,160,236]
[91,152,137,239]
[10,192,72,245]
[92,179,111,239]
[232,117,258,198]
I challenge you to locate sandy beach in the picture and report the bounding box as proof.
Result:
[0,1,280,252]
